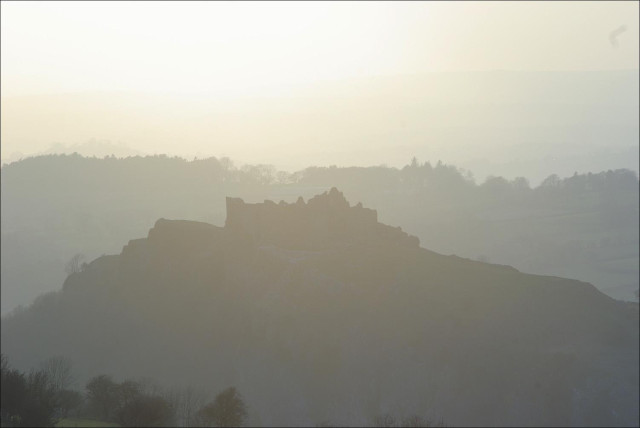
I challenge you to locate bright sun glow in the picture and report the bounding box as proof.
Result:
[1,2,419,96]
[1,1,638,169]
[2,1,638,97]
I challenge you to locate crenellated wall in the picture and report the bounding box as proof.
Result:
[225,187,419,249]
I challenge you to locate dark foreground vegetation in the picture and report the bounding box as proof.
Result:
[1,354,445,427]
[1,354,250,427]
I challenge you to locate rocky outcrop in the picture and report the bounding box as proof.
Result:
[225,187,419,250]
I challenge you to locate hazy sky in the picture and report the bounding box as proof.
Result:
[2,1,638,96]
[1,1,638,178]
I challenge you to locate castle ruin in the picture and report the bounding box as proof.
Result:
[225,187,419,250]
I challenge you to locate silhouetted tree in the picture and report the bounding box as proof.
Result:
[197,387,247,427]
[482,175,511,195]
[1,356,60,427]
[401,414,433,427]
[117,394,174,427]
[373,413,397,427]
[511,176,530,191]
[86,375,119,421]
[56,389,83,418]
[1,357,28,426]
[40,356,74,391]
[372,413,445,427]
[64,253,85,276]
[540,174,561,189]
[22,369,58,427]
[165,385,206,427]
[118,380,143,407]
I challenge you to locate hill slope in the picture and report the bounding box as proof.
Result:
[2,154,638,315]
[1,189,638,426]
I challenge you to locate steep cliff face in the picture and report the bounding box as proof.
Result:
[1,190,638,427]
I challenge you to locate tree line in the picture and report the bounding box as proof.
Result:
[0,355,247,427]
[1,354,447,427]
[3,152,637,192]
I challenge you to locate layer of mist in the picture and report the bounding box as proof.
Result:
[2,190,637,426]
[2,4,638,426]
[2,70,638,185]
[2,154,638,316]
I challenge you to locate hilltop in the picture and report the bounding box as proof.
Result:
[2,154,637,316]
[2,189,637,426]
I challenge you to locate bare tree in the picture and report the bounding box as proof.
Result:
[165,386,206,427]
[86,374,120,421]
[1,353,8,372]
[137,376,163,397]
[117,394,174,427]
[64,253,85,276]
[197,387,247,427]
[372,413,445,428]
[401,415,432,427]
[373,413,397,427]
[118,380,143,410]
[57,389,83,418]
[40,356,74,391]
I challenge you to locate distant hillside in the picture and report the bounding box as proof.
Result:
[1,139,145,165]
[1,154,638,314]
[2,189,638,426]
[2,70,638,180]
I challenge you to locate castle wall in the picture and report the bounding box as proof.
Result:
[225,188,418,249]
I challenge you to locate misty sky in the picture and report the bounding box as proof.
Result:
[1,1,639,177]
[2,1,638,96]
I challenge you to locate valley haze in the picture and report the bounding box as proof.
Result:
[2,70,639,185]
[1,2,638,427]
[2,189,638,426]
